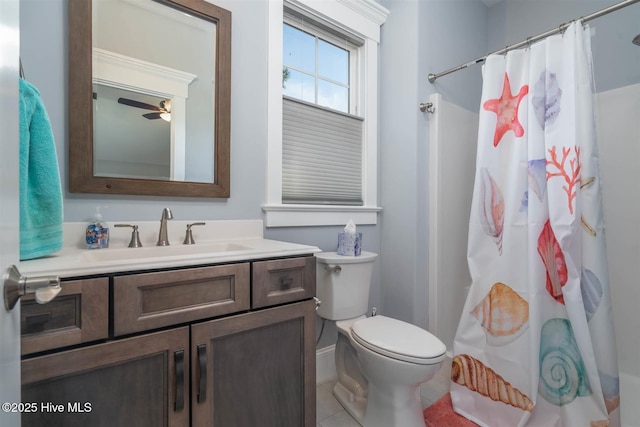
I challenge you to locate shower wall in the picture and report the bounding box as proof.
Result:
[427,94,477,352]
[597,82,640,427]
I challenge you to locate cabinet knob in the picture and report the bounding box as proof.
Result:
[279,276,294,290]
[4,265,61,310]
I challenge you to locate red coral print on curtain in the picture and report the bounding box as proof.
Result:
[483,72,529,147]
[537,220,568,304]
[546,145,582,215]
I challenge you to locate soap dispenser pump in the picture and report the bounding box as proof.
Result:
[86,207,109,249]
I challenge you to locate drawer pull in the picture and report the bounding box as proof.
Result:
[197,344,207,403]
[279,276,294,290]
[174,350,184,411]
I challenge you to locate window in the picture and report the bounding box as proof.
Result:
[283,22,352,113]
[264,0,388,227]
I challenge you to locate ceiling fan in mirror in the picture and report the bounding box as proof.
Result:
[117,97,172,122]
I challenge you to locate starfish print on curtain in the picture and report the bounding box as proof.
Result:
[483,72,529,147]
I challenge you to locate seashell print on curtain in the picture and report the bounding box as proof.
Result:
[538,318,592,406]
[479,169,505,255]
[537,220,568,304]
[471,282,529,346]
[452,354,534,412]
[451,22,620,427]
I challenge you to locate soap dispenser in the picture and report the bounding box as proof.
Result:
[86,207,109,249]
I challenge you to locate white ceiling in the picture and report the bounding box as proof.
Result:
[480,0,502,6]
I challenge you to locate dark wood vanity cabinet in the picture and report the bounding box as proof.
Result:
[20,254,316,427]
[191,299,316,426]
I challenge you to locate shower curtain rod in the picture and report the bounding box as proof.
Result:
[428,0,640,83]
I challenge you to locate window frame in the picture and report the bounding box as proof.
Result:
[263,0,388,227]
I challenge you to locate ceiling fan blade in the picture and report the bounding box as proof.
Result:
[118,97,162,111]
[143,112,162,120]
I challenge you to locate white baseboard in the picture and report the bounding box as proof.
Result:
[316,344,337,383]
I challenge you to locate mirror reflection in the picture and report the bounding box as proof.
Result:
[69,0,231,197]
[94,86,172,180]
[93,0,215,183]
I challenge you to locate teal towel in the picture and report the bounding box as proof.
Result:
[19,78,63,260]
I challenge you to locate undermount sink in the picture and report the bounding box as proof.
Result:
[82,242,251,263]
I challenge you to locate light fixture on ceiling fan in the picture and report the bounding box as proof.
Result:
[117,97,172,122]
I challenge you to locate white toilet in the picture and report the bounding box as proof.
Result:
[316,251,447,427]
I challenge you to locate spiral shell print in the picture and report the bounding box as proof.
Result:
[471,282,529,346]
[538,318,592,406]
[451,354,534,412]
[479,168,505,255]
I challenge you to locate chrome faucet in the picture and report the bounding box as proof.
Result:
[157,208,174,246]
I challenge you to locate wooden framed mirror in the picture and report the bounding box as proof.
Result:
[68,0,231,197]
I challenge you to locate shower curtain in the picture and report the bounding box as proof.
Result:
[451,22,621,427]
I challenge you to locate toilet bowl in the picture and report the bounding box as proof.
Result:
[315,252,447,427]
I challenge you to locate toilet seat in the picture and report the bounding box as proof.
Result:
[351,315,446,365]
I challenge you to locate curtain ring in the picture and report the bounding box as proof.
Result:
[526,37,532,50]
[579,16,587,29]
[559,22,568,36]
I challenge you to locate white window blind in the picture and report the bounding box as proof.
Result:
[282,96,364,205]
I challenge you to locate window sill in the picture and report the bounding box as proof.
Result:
[262,204,381,227]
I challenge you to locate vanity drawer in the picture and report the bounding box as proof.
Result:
[252,256,316,309]
[114,263,250,336]
[21,277,109,355]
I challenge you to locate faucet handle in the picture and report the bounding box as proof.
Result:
[183,222,206,245]
[115,224,143,248]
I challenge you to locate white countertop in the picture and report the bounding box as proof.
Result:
[18,220,320,278]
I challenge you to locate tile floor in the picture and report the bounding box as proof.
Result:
[316,357,452,427]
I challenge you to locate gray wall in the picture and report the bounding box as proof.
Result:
[488,0,640,93]
[378,0,488,330]
[20,0,382,249]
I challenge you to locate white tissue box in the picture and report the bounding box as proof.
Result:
[337,232,362,256]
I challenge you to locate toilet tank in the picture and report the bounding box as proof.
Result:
[315,251,378,320]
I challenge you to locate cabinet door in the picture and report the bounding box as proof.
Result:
[21,327,189,427]
[191,300,316,427]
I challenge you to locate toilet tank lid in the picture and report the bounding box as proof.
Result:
[351,315,446,362]
[315,251,378,264]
